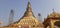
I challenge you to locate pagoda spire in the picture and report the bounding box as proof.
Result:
[23,1,34,17]
[53,8,55,13]
[52,8,56,17]
[9,9,14,24]
[27,0,31,12]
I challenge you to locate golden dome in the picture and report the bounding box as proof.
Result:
[16,1,42,26]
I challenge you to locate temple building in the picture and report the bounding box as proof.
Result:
[0,1,44,28]
[1,0,60,28]
[43,9,60,28]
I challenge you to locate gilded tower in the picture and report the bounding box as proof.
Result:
[0,1,44,28]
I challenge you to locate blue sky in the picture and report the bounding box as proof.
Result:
[0,0,60,26]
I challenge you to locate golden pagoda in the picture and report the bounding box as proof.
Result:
[0,1,44,28]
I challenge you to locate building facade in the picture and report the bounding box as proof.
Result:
[43,9,60,28]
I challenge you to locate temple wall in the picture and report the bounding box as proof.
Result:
[0,27,44,28]
[30,27,44,28]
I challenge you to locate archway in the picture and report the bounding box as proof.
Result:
[54,21,60,28]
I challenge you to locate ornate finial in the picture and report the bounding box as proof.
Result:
[11,9,13,13]
[28,0,31,5]
[52,8,56,17]
[28,0,30,2]
[27,0,31,12]
[38,13,41,16]
[53,8,55,12]
[52,8,55,13]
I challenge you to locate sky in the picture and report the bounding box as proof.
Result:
[0,0,60,26]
